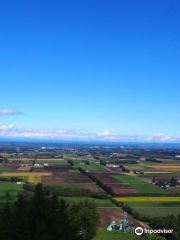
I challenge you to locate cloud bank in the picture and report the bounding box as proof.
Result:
[0,109,26,115]
[0,125,180,142]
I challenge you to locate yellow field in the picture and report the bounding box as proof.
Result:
[115,197,180,202]
[8,158,33,161]
[1,172,51,176]
[28,175,41,183]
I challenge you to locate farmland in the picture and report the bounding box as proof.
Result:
[61,197,115,207]
[1,142,180,239]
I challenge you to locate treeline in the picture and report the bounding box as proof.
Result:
[0,183,99,240]
[68,160,74,166]
[119,165,130,173]
[0,177,24,182]
[78,167,115,196]
[23,182,109,199]
[145,158,162,163]
[150,215,180,240]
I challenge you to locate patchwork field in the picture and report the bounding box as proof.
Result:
[42,172,92,184]
[112,175,166,194]
[115,196,180,202]
[144,164,180,171]
[125,201,180,207]
[1,172,51,176]
[133,208,180,218]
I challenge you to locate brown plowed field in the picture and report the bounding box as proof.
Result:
[44,164,73,172]
[107,168,123,172]
[90,172,122,184]
[145,176,180,181]
[90,172,137,194]
[82,183,104,192]
[146,165,180,171]
[98,208,143,228]
[18,166,31,171]
[107,184,139,194]
[42,172,92,184]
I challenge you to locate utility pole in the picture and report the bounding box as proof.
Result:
[79,230,88,240]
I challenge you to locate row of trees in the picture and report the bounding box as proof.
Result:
[23,182,109,199]
[150,215,180,240]
[0,177,24,182]
[0,183,99,240]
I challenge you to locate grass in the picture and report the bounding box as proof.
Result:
[74,162,106,171]
[115,196,180,202]
[61,197,116,207]
[142,172,180,177]
[0,165,8,171]
[43,183,83,189]
[56,183,83,188]
[93,228,142,240]
[113,175,146,184]
[69,170,79,173]
[0,182,23,207]
[36,160,67,164]
[113,175,166,194]
[133,208,180,218]
[125,201,180,207]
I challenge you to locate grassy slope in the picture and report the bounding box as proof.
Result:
[0,182,23,207]
[93,228,142,240]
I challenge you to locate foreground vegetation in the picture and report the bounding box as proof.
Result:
[93,228,142,240]
[0,183,99,240]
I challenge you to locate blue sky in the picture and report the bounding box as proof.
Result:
[0,0,180,142]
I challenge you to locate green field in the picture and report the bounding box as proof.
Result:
[125,201,180,207]
[0,182,23,207]
[36,160,67,164]
[113,175,166,194]
[74,162,106,171]
[0,165,8,172]
[69,170,79,173]
[61,197,116,207]
[93,228,142,240]
[133,208,180,218]
[142,172,180,177]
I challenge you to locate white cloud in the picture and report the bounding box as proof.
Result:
[0,125,180,142]
[0,124,14,131]
[0,109,25,115]
[97,131,110,136]
[146,133,179,142]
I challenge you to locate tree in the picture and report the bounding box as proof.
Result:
[170,177,177,187]
[70,200,99,240]
[0,183,99,240]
